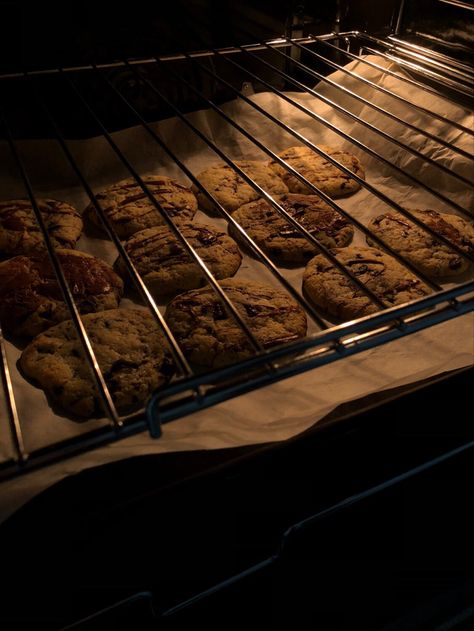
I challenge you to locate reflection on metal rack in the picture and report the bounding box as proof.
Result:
[0,32,473,479]
[359,32,474,100]
[314,36,474,133]
[283,37,473,161]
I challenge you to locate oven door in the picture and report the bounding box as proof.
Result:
[1,366,473,630]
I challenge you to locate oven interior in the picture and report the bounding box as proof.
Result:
[0,0,472,479]
[0,0,474,628]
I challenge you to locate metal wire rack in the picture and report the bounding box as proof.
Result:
[0,31,473,480]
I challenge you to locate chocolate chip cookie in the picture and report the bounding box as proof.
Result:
[115,222,242,298]
[85,175,198,239]
[165,279,307,368]
[269,146,364,197]
[303,245,430,321]
[230,193,354,264]
[367,209,474,277]
[20,309,175,417]
[0,250,124,338]
[192,160,288,214]
[0,198,83,258]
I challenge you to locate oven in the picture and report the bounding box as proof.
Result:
[0,1,473,629]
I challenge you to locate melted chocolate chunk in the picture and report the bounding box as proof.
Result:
[0,252,121,332]
[345,258,386,277]
[373,214,411,229]
[211,302,228,320]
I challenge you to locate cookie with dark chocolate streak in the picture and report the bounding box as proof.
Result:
[165,279,307,368]
[230,193,354,265]
[0,198,82,258]
[115,222,242,298]
[367,209,474,277]
[303,245,430,321]
[85,175,197,239]
[269,146,364,198]
[0,249,123,338]
[20,309,174,417]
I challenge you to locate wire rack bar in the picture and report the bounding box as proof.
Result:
[92,67,331,332]
[288,37,473,162]
[0,36,330,81]
[313,36,474,136]
[387,36,474,83]
[0,107,122,428]
[123,61,393,312]
[60,71,272,363]
[260,41,474,189]
[210,46,474,259]
[151,279,473,397]
[149,288,474,427]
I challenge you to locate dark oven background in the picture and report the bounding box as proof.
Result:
[0,1,471,139]
[0,0,405,138]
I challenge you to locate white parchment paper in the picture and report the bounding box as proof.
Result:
[0,55,473,521]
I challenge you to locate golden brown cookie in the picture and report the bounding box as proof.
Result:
[303,246,430,321]
[192,160,288,214]
[20,309,175,417]
[230,193,354,264]
[0,199,83,258]
[115,222,242,298]
[165,279,307,368]
[367,209,474,277]
[0,250,123,338]
[269,146,364,197]
[85,175,198,239]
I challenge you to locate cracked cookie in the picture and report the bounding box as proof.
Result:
[20,308,175,417]
[269,146,364,197]
[303,245,430,321]
[85,175,198,239]
[0,198,83,258]
[0,249,123,338]
[192,160,288,214]
[230,193,354,264]
[165,278,307,368]
[115,222,242,298]
[367,209,474,277]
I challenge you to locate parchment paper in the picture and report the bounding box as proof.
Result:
[1,55,473,521]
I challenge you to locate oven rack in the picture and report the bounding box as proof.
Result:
[0,31,473,479]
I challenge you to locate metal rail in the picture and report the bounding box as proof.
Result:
[358,33,474,100]
[290,37,473,161]
[312,36,474,136]
[0,322,25,463]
